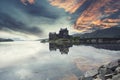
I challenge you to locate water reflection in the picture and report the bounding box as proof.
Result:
[0,41,120,80]
[49,43,73,54]
[49,42,120,54]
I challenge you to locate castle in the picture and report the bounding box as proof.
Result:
[49,28,71,40]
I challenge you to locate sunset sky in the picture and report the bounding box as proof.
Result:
[0,0,119,40]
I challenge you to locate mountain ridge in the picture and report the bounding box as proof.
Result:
[73,26,120,38]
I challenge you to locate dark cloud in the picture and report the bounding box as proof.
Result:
[19,2,61,19]
[0,0,69,38]
[0,0,66,19]
[108,10,120,19]
[0,12,42,36]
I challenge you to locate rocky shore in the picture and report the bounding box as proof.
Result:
[79,59,120,80]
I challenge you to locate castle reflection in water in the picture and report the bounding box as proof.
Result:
[49,42,73,54]
[49,42,120,54]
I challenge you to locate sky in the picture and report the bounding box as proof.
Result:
[0,0,72,40]
[49,0,120,32]
[0,0,120,40]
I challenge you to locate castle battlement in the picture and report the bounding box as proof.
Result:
[49,28,71,40]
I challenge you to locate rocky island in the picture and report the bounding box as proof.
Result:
[41,28,120,44]
[0,38,14,42]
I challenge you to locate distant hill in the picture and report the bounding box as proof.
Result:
[73,26,120,38]
[0,38,14,42]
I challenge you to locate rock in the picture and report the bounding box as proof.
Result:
[83,77,93,80]
[107,59,120,69]
[84,68,98,78]
[93,75,102,80]
[115,67,120,73]
[79,59,120,80]
[79,76,84,80]
[98,66,107,80]
[112,74,120,80]
[105,73,113,79]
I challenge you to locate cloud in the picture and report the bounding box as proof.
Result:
[1,0,119,36]
[21,0,35,5]
[0,0,70,39]
[0,12,42,36]
[74,0,120,31]
[48,0,120,32]
[48,0,87,14]
[15,69,33,80]
[17,0,67,19]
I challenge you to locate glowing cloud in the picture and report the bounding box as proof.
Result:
[20,0,120,32]
[48,0,120,32]
[21,0,35,5]
[48,0,86,14]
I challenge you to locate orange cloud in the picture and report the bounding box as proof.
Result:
[49,0,120,32]
[21,0,35,5]
[48,0,87,14]
[74,0,111,30]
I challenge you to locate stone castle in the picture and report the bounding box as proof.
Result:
[49,28,71,40]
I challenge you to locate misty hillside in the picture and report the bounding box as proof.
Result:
[73,26,120,38]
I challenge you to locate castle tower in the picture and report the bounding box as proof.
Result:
[59,28,69,38]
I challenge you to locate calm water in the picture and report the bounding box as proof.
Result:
[0,41,120,80]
